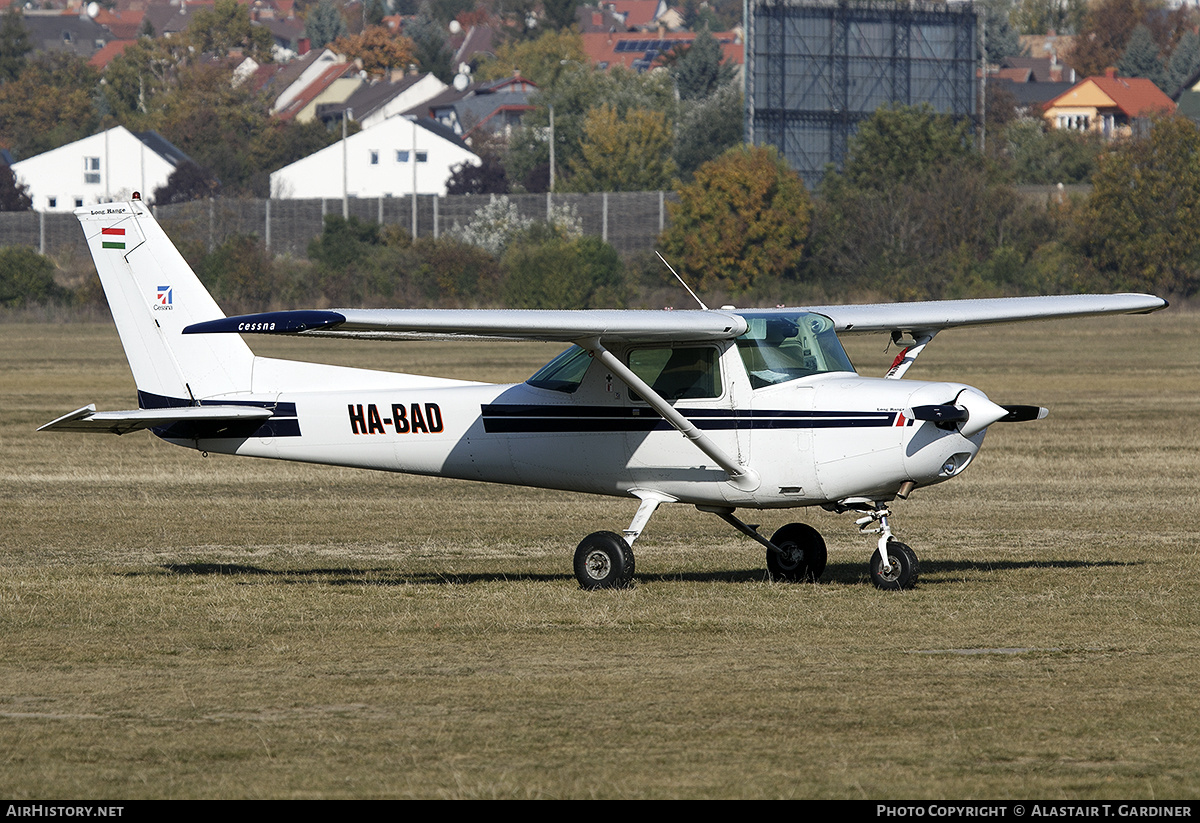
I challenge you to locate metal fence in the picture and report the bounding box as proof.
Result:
[0,192,680,262]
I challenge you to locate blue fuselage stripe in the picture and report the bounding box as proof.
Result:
[479,405,896,433]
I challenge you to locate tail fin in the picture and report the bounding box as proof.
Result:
[77,196,254,405]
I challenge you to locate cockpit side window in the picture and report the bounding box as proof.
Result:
[735,312,856,389]
[526,345,592,393]
[628,346,720,402]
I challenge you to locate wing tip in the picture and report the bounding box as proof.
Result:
[184,311,346,335]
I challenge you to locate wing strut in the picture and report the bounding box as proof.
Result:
[586,339,761,493]
[884,331,937,379]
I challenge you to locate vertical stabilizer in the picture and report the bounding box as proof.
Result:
[76,197,254,405]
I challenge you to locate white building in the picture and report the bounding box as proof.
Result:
[12,127,187,213]
[269,116,480,200]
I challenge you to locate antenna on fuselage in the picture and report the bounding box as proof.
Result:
[655,251,708,311]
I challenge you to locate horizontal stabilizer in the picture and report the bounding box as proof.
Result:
[39,404,272,436]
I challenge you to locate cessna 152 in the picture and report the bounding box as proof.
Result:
[42,195,1167,590]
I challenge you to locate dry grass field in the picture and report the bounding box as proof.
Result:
[1,310,1198,799]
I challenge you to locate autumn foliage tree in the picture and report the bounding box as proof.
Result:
[659,145,812,295]
[1067,0,1148,77]
[564,104,677,192]
[331,26,416,75]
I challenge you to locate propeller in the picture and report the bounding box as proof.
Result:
[908,396,1048,437]
[998,404,1049,423]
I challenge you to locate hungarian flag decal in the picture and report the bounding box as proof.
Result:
[101,227,125,249]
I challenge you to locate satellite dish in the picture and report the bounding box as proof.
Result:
[452,73,469,91]
[86,1,98,17]
[449,20,462,35]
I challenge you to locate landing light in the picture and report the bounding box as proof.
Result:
[940,453,973,477]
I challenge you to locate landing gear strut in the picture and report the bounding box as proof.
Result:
[571,496,919,590]
[851,503,920,590]
[702,508,827,583]
[571,493,667,590]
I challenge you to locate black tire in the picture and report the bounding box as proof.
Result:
[574,531,636,590]
[766,522,827,582]
[869,540,919,591]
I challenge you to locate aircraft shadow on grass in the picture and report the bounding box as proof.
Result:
[143,557,1138,588]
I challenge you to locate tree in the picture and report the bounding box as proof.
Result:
[1001,119,1103,184]
[98,37,186,124]
[304,0,349,50]
[502,234,624,308]
[188,0,274,62]
[980,0,1024,62]
[659,145,812,295]
[667,29,734,101]
[364,0,386,27]
[1011,0,1088,36]
[196,233,285,312]
[475,29,586,86]
[811,105,1038,299]
[153,161,220,205]
[1118,24,1167,91]
[330,26,416,75]
[0,53,100,160]
[0,164,31,211]
[673,83,744,180]
[153,63,273,196]
[565,104,676,192]
[0,6,31,83]
[0,246,61,307]
[841,104,979,190]
[507,64,674,190]
[445,155,510,195]
[543,0,579,31]
[1066,0,1146,78]
[1166,29,1200,94]
[406,2,453,82]
[1074,115,1200,295]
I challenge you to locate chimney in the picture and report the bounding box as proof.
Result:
[1105,67,1118,78]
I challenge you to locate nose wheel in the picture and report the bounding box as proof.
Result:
[853,503,920,590]
[869,540,919,590]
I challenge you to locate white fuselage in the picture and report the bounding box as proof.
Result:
[161,341,988,511]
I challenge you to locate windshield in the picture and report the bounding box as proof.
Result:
[735,312,856,389]
[526,345,592,393]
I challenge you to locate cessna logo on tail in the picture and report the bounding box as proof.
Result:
[154,285,172,310]
[348,403,444,435]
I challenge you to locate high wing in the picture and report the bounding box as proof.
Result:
[183,294,1167,343]
[38,404,273,436]
[184,308,748,343]
[804,293,1168,335]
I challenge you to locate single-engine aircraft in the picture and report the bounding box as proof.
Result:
[41,195,1168,590]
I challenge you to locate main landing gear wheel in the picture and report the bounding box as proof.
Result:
[869,540,919,591]
[766,522,827,582]
[574,531,636,590]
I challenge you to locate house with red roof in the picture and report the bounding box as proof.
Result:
[1042,69,1175,138]
[580,30,742,72]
